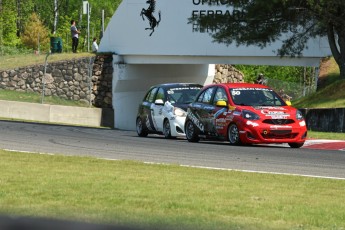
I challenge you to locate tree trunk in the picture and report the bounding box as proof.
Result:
[327,24,345,80]
[52,0,58,35]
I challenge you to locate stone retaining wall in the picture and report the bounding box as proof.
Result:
[0,55,113,108]
[213,64,244,83]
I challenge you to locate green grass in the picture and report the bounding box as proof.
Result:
[0,89,91,107]
[292,57,345,108]
[1,150,345,230]
[0,52,95,71]
[292,80,345,108]
[307,131,345,140]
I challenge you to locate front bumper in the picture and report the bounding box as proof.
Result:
[170,116,187,137]
[239,120,307,144]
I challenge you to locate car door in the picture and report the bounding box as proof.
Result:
[192,86,216,134]
[140,87,158,131]
[211,87,230,137]
[151,87,165,132]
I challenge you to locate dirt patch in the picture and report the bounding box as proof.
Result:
[318,57,333,89]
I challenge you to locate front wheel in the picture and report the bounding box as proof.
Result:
[136,117,148,137]
[288,142,304,148]
[228,123,242,145]
[185,120,199,142]
[163,119,173,139]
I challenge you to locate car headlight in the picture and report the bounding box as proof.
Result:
[174,107,186,117]
[296,110,304,120]
[242,110,260,120]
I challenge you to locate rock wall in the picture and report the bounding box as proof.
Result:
[0,55,113,108]
[0,60,242,109]
[213,64,244,83]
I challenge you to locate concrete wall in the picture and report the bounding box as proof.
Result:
[112,61,215,130]
[300,108,345,133]
[0,100,114,128]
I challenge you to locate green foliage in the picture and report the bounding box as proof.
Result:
[0,0,121,54]
[0,45,32,56]
[189,0,345,79]
[21,13,50,51]
[234,65,307,83]
[0,0,20,46]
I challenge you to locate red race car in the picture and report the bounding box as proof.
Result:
[184,83,307,148]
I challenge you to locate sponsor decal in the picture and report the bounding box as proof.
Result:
[214,108,227,119]
[140,0,161,36]
[246,120,259,127]
[203,105,215,110]
[260,108,290,119]
[187,110,204,132]
[233,111,241,116]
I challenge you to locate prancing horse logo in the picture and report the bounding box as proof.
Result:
[140,0,161,36]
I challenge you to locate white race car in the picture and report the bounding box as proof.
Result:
[136,83,203,138]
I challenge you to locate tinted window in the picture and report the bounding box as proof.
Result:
[213,87,228,105]
[199,87,215,104]
[165,85,202,104]
[156,88,165,101]
[145,87,158,103]
[230,88,285,106]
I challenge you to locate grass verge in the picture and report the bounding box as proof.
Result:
[307,131,345,140]
[0,52,95,71]
[0,89,90,107]
[1,150,345,230]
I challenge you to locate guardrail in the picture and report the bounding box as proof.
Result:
[0,100,114,128]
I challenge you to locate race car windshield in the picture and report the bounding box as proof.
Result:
[166,86,202,104]
[230,88,286,106]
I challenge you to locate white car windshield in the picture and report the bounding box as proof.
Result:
[166,86,201,104]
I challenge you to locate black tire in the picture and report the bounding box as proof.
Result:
[163,119,172,139]
[185,120,200,142]
[228,123,242,145]
[136,117,148,137]
[288,142,304,148]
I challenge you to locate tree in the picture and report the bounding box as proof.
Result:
[21,12,50,51]
[0,0,20,46]
[189,0,345,80]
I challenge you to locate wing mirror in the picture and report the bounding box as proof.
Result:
[285,101,292,106]
[216,100,227,107]
[154,99,164,105]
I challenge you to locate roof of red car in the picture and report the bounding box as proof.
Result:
[211,83,270,89]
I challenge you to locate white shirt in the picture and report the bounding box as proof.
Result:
[92,41,98,52]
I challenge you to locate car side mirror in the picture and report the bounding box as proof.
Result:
[285,101,292,106]
[216,100,227,107]
[155,99,164,105]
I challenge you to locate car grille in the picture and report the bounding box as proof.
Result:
[261,130,297,139]
[263,119,295,125]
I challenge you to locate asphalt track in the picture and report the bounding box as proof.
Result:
[0,120,344,180]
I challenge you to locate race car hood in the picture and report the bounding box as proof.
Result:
[249,106,297,119]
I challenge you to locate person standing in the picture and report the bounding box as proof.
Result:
[92,37,98,53]
[70,20,81,53]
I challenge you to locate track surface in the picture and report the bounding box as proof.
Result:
[0,120,344,179]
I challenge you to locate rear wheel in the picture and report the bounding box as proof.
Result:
[185,120,200,142]
[228,123,242,145]
[136,117,148,137]
[288,142,304,148]
[163,119,172,139]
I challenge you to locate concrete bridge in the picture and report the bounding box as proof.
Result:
[98,0,331,130]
